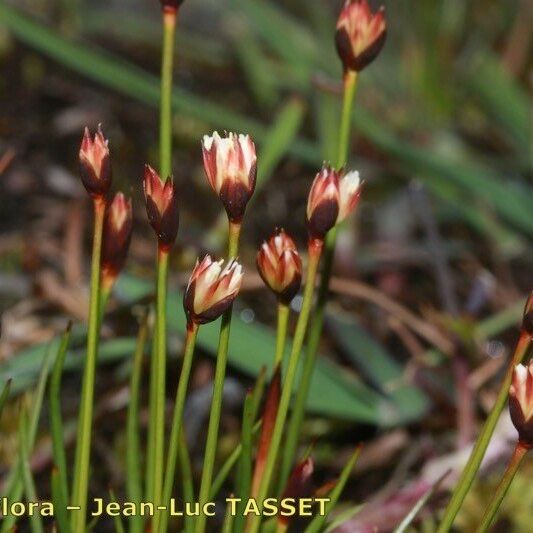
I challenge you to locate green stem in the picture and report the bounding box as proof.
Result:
[248,243,323,533]
[157,324,199,533]
[437,332,531,532]
[152,248,170,518]
[159,9,177,179]
[274,302,290,368]
[49,324,72,509]
[179,430,196,533]
[127,314,149,533]
[477,442,528,532]
[71,197,105,533]
[195,222,241,533]
[278,70,358,490]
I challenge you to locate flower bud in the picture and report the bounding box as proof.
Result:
[335,0,387,72]
[183,255,243,326]
[79,126,112,199]
[257,229,302,304]
[306,165,362,241]
[101,193,133,286]
[509,361,533,446]
[201,132,257,223]
[279,457,314,527]
[143,164,179,251]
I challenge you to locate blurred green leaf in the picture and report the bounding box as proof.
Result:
[328,313,430,424]
[0,380,11,419]
[462,52,531,156]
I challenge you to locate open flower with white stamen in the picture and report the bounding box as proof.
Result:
[184,256,243,326]
[201,132,257,223]
[79,126,112,199]
[143,164,179,250]
[257,229,302,304]
[335,0,387,72]
[306,165,362,242]
[509,360,533,446]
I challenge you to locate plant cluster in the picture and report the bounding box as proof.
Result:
[0,2,531,532]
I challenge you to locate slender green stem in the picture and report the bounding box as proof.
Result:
[279,70,358,490]
[437,332,531,532]
[71,198,105,533]
[152,248,170,519]
[127,314,149,533]
[234,393,255,533]
[157,324,199,533]
[195,222,241,533]
[274,302,290,369]
[19,410,43,533]
[477,442,528,532]
[248,244,323,533]
[145,318,158,502]
[159,9,177,179]
[49,324,72,508]
[179,430,195,533]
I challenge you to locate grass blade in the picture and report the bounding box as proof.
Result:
[0,379,11,419]
[234,392,255,533]
[394,470,451,533]
[49,323,72,508]
[19,408,44,533]
[179,429,195,533]
[1,341,55,532]
[304,446,362,533]
[51,467,70,533]
[126,314,149,533]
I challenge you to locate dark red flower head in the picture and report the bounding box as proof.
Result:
[335,0,387,72]
[79,126,112,199]
[201,132,257,223]
[306,165,362,241]
[143,165,179,251]
[257,229,302,304]
[509,361,533,446]
[279,457,314,526]
[183,256,243,326]
[101,192,133,285]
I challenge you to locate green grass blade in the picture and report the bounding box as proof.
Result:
[126,315,149,533]
[304,446,362,533]
[234,393,255,533]
[1,341,54,532]
[394,470,450,533]
[109,490,125,533]
[0,379,11,419]
[51,467,71,533]
[0,4,317,165]
[210,421,262,500]
[328,313,430,424]
[179,430,195,533]
[19,409,44,533]
[49,323,72,507]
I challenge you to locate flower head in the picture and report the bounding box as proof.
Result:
[201,132,257,223]
[335,0,387,72]
[184,256,243,326]
[509,361,533,446]
[143,164,179,250]
[257,229,302,304]
[101,192,133,285]
[279,457,314,526]
[306,165,362,241]
[79,126,112,199]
